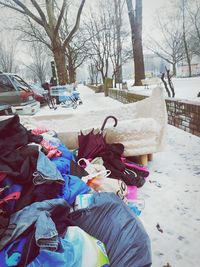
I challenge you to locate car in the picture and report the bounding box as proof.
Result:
[0,73,40,115]
[30,84,47,104]
[0,103,15,115]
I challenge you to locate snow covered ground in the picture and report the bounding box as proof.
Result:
[37,85,200,267]
[126,77,200,101]
[139,125,200,267]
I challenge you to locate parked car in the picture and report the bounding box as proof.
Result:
[0,103,15,115]
[30,83,47,104]
[0,73,40,115]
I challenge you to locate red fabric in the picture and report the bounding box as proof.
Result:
[0,192,21,206]
[0,172,6,182]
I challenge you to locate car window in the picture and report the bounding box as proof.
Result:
[0,75,15,92]
[31,84,45,94]
[10,75,32,92]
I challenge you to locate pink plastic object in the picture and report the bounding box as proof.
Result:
[127,185,137,200]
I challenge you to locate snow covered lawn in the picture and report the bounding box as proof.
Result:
[126,77,200,101]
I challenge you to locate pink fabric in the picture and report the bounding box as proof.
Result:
[32,127,49,135]
[40,139,62,159]
[121,157,149,172]
[127,186,137,200]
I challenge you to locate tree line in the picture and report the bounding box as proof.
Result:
[0,0,199,86]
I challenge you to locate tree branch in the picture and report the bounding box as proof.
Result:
[30,0,47,24]
[12,0,45,27]
[63,0,85,47]
[0,1,25,14]
[54,0,67,35]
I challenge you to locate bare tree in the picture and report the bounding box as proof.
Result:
[161,72,171,97]
[110,0,132,87]
[64,30,89,83]
[23,42,51,84]
[169,0,195,76]
[86,7,113,83]
[126,0,145,86]
[113,0,123,85]
[146,14,184,76]
[182,0,192,77]
[0,0,86,85]
[86,0,131,87]
[187,0,200,57]
[0,38,18,72]
[88,63,98,85]
[55,4,90,84]
[161,68,175,97]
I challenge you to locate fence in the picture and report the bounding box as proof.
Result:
[108,88,200,137]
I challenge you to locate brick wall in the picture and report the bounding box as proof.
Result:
[108,88,200,137]
[108,88,146,103]
[87,84,104,93]
[166,98,200,137]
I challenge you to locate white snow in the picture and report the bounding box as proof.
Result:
[35,85,200,267]
[126,77,200,101]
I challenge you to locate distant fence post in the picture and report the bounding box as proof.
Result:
[104,78,113,97]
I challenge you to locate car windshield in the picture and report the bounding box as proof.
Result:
[30,84,45,94]
[10,75,32,92]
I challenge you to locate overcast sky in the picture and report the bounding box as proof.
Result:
[143,0,168,36]
[0,0,169,65]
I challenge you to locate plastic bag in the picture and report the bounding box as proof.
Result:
[65,226,110,267]
[27,226,110,267]
[78,158,127,200]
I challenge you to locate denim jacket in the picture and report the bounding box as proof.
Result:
[33,151,64,185]
[0,198,69,251]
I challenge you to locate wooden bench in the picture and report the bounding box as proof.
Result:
[141,78,162,89]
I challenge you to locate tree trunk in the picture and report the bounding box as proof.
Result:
[133,37,145,85]
[126,0,145,86]
[161,73,171,97]
[68,66,76,83]
[182,0,192,77]
[114,0,123,84]
[95,73,98,86]
[183,35,192,77]
[101,70,105,84]
[105,59,109,81]
[172,63,177,76]
[53,39,68,85]
[114,73,117,87]
[166,68,175,97]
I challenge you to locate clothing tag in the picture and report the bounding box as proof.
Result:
[74,194,94,210]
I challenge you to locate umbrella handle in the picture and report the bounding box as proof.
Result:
[100,115,118,131]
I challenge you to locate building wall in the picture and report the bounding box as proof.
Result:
[108,88,200,137]
[177,56,200,77]
[177,63,200,77]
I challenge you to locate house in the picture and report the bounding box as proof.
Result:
[177,55,200,77]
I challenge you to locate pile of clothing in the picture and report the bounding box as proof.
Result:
[0,115,152,267]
